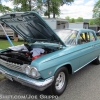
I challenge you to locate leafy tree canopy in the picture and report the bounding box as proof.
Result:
[0,4,12,13]
[65,16,84,23]
[10,0,74,18]
[89,19,96,25]
[76,17,83,22]
[93,0,100,25]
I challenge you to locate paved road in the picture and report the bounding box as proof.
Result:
[0,64,100,100]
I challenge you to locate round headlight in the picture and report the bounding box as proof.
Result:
[30,68,37,77]
[25,66,31,75]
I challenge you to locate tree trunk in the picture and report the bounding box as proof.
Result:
[52,1,55,18]
[52,3,55,18]
[29,0,32,11]
[25,3,27,11]
[47,0,50,18]
[53,7,55,18]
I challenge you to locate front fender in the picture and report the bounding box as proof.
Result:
[33,61,72,79]
[30,47,80,79]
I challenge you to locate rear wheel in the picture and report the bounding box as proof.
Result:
[48,67,68,96]
[93,55,100,65]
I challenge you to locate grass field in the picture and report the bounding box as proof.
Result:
[0,39,24,49]
[0,74,6,81]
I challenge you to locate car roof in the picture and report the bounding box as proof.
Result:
[55,28,95,33]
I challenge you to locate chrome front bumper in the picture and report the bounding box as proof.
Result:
[0,65,54,91]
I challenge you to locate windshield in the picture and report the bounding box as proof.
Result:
[55,29,78,45]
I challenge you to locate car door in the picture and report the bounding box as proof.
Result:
[77,31,96,68]
[92,32,100,58]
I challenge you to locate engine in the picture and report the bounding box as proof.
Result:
[0,44,58,65]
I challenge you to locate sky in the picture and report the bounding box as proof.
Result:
[60,0,98,19]
[1,0,99,19]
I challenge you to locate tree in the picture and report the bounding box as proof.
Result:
[76,17,83,22]
[11,0,74,18]
[93,0,100,25]
[43,0,74,18]
[0,4,12,13]
[89,19,95,25]
[51,0,60,18]
[69,18,75,23]
[65,16,70,20]
[10,0,43,12]
[43,0,61,18]
[0,0,12,13]
[65,16,76,23]
[13,6,21,12]
[10,0,31,11]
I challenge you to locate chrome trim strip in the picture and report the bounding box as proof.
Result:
[74,57,97,73]
[13,76,54,91]
[0,66,54,91]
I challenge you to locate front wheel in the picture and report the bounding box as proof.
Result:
[93,55,100,65]
[48,67,69,96]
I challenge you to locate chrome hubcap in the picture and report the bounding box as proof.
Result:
[55,72,65,91]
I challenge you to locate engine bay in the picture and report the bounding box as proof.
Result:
[0,44,59,65]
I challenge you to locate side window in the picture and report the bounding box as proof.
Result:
[78,32,96,44]
[89,32,96,41]
[65,32,77,45]
[78,32,89,44]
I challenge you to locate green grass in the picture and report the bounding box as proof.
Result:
[0,39,24,49]
[0,74,6,81]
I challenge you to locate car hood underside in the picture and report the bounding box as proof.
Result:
[0,11,65,46]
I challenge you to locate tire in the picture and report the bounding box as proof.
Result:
[93,56,100,65]
[48,67,69,96]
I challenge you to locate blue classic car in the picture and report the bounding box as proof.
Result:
[0,12,100,96]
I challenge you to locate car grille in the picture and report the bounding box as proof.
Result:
[0,58,22,73]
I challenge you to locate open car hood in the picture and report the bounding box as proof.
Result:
[0,11,66,46]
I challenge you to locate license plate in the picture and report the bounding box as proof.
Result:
[5,74,13,81]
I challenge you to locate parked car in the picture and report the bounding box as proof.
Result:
[0,12,100,96]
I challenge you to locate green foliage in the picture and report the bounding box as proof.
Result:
[76,17,83,22]
[93,0,100,25]
[65,16,75,23]
[51,0,60,18]
[11,0,74,18]
[44,0,74,18]
[65,16,70,20]
[69,18,75,23]
[0,4,12,13]
[13,6,21,12]
[89,19,96,25]
[0,74,6,81]
[65,16,83,23]
[10,0,32,11]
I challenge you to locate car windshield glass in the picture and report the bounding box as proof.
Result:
[55,29,78,45]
